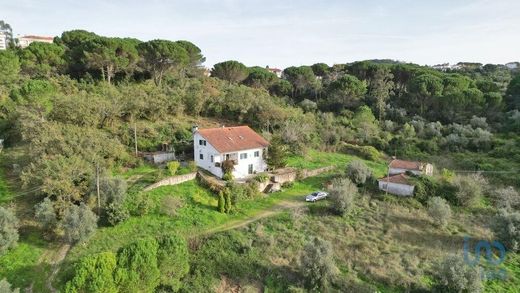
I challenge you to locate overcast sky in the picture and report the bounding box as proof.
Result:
[2,0,519,68]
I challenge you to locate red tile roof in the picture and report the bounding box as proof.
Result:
[378,174,413,185]
[267,68,282,72]
[389,159,422,170]
[20,35,54,41]
[197,126,269,153]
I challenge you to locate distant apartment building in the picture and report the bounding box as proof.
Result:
[0,32,8,50]
[266,66,282,78]
[432,63,450,71]
[17,35,54,48]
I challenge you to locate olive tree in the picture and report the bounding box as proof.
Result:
[493,209,520,252]
[427,197,452,228]
[434,255,482,293]
[300,237,337,291]
[346,160,372,185]
[452,174,486,207]
[329,178,358,216]
[61,203,98,244]
[0,207,19,255]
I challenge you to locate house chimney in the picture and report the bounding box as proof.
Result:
[191,125,198,133]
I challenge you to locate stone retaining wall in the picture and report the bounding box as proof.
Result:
[143,172,197,191]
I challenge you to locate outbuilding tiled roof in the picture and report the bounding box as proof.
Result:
[378,173,413,185]
[389,159,422,171]
[197,126,269,153]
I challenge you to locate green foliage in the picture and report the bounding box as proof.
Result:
[137,39,189,85]
[452,174,486,207]
[65,252,118,293]
[0,278,19,293]
[493,209,520,252]
[427,197,451,228]
[329,177,358,216]
[253,172,270,183]
[61,203,98,244]
[341,143,381,161]
[222,172,234,181]
[218,191,225,213]
[159,195,184,217]
[224,188,232,213]
[211,60,248,84]
[267,136,288,168]
[346,160,372,185]
[244,66,277,89]
[156,235,189,291]
[116,238,160,293]
[20,42,65,78]
[166,161,180,176]
[34,197,57,232]
[506,74,520,110]
[0,207,18,256]
[326,74,367,110]
[300,237,337,291]
[106,202,129,226]
[434,255,482,293]
[0,50,19,86]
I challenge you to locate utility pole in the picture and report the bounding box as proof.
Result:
[96,162,100,215]
[134,122,138,156]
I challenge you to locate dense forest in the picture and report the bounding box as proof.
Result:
[0,27,520,292]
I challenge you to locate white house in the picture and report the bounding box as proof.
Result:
[17,35,54,48]
[266,66,282,78]
[389,159,433,176]
[193,126,269,179]
[506,62,519,70]
[378,174,415,196]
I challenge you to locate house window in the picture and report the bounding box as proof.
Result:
[248,164,254,174]
[254,151,260,157]
[199,139,206,146]
[240,153,248,160]
[210,155,214,163]
[199,154,204,160]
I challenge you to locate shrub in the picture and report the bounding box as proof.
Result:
[341,143,381,161]
[0,278,19,293]
[346,160,371,185]
[187,161,197,172]
[166,161,180,176]
[434,255,482,293]
[493,209,520,252]
[300,237,337,291]
[156,235,190,291]
[159,195,184,217]
[218,191,225,213]
[0,206,19,255]
[34,197,57,232]
[224,189,232,213]
[222,172,233,181]
[329,178,358,216]
[106,202,129,226]
[65,252,118,293]
[453,174,486,207]
[282,181,294,189]
[253,172,270,183]
[493,186,520,211]
[427,197,451,228]
[135,194,155,216]
[116,238,161,293]
[61,203,98,244]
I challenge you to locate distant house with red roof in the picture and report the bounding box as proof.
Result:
[377,174,415,196]
[193,126,269,179]
[17,35,54,48]
[266,66,282,78]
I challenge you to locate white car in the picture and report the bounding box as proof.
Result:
[305,191,329,202]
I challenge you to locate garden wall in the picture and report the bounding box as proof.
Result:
[143,172,197,191]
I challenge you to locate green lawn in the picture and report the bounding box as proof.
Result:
[287,149,387,177]
[64,174,330,264]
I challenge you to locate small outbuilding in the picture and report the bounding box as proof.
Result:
[389,159,433,176]
[378,174,415,196]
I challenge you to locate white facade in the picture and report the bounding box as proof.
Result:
[389,163,433,176]
[378,180,415,196]
[17,36,54,48]
[0,32,7,50]
[193,132,268,179]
